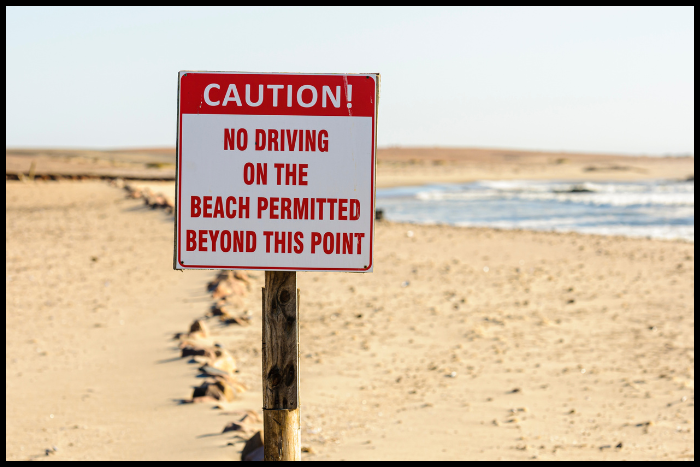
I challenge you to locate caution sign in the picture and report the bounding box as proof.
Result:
[174,72,379,272]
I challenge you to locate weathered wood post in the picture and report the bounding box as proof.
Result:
[262,271,301,461]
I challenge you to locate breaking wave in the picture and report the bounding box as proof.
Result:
[377,179,694,241]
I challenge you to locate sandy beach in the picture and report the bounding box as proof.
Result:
[5,152,694,461]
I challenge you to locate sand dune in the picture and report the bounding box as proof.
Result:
[376,147,693,187]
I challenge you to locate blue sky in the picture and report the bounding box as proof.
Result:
[5,6,694,154]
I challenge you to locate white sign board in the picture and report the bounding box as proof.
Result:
[175,72,379,272]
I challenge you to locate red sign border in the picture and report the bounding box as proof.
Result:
[174,71,379,272]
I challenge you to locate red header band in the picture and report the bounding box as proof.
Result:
[179,72,376,117]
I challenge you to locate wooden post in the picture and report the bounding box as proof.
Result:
[262,271,301,461]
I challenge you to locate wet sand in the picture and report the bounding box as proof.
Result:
[5,175,694,460]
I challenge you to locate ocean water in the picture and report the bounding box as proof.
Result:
[376,179,694,242]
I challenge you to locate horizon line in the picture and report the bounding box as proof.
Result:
[5,145,694,159]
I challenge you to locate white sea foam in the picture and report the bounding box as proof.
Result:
[452,220,694,242]
[414,181,694,206]
[377,179,694,242]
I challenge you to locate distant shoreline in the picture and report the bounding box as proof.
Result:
[6,147,693,187]
[5,145,694,159]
